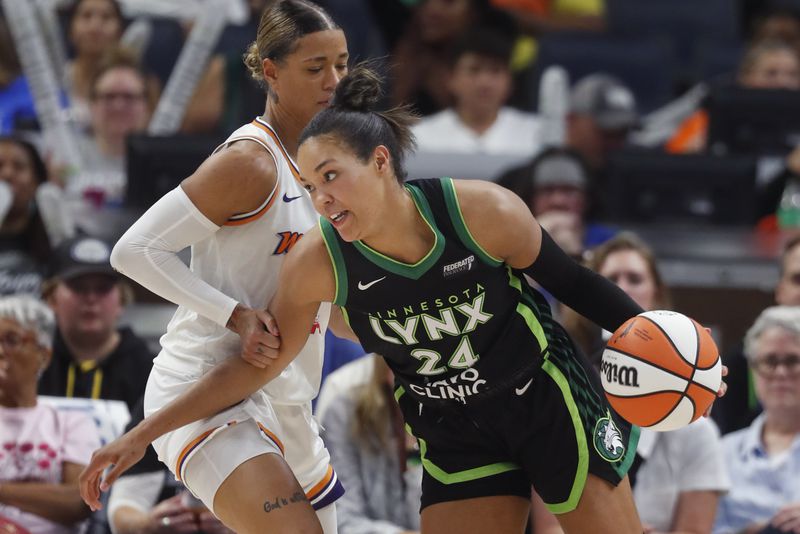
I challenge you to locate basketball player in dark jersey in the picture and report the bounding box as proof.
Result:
[79,66,726,533]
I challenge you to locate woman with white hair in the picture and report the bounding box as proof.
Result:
[714,306,800,534]
[0,295,100,534]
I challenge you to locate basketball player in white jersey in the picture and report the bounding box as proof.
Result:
[82,2,350,533]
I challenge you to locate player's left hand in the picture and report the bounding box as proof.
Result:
[703,364,728,418]
[78,427,149,511]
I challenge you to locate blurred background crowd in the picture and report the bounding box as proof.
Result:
[1,0,800,533]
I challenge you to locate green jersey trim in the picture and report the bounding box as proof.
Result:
[319,219,348,307]
[406,424,521,485]
[440,177,503,268]
[508,269,548,352]
[615,422,640,479]
[541,358,589,514]
[351,183,445,280]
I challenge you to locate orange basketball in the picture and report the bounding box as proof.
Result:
[601,310,721,431]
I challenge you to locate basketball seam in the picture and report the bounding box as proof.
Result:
[606,391,696,428]
[691,319,720,371]
[639,315,694,419]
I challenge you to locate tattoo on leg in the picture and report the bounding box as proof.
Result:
[263,491,307,513]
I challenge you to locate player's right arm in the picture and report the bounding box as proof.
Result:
[110,141,280,362]
[79,229,336,510]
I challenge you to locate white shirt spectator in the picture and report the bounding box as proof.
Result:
[634,418,730,532]
[714,414,800,534]
[412,108,541,157]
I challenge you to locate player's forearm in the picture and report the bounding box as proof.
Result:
[0,481,90,524]
[135,358,282,444]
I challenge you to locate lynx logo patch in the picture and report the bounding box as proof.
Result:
[593,413,625,462]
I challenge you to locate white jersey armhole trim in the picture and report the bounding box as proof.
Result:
[213,135,281,221]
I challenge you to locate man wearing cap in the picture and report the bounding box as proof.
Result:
[567,73,639,171]
[498,147,615,253]
[38,236,153,412]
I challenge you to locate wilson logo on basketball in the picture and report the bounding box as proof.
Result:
[601,361,640,387]
[273,232,303,255]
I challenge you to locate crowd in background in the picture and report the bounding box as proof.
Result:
[1,0,800,533]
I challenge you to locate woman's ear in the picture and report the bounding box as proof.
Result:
[38,348,52,378]
[373,145,391,174]
[262,58,279,91]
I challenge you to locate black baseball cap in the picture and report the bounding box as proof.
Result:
[49,236,118,281]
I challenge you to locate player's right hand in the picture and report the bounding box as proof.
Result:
[78,429,149,511]
[228,305,281,368]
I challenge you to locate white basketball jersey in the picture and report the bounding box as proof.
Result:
[155,117,330,404]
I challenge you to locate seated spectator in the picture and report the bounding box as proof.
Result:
[411,29,541,157]
[565,74,638,219]
[0,295,101,533]
[391,0,514,115]
[667,39,800,154]
[65,48,152,207]
[39,236,153,413]
[497,147,615,253]
[320,354,421,534]
[63,0,125,129]
[560,231,669,365]
[0,136,52,296]
[715,235,800,435]
[0,16,41,134]
[714,306,800,534]
[555,233,729,533]
[108,397,232,534]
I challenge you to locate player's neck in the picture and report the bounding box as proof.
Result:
[261,100,303,159]
[359,187,433,264]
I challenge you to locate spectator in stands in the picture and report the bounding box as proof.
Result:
[64,0,125,129]
[560,232,668,365]
[108,397,233,534]
[667,39,800,154]
[0,295,100,533]
[556,233,729,534]
[0,136,52,296]
[411,29,540,157]
[715,235,800,435]
[565,74,638,219]
[39,235,153,413]
[714,306,800,534]
[391,0,514,116]
[320,354,422,534]
[66,48,151,207]
[498,147,614,254]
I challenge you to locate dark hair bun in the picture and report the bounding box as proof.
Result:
[331,64,382,113]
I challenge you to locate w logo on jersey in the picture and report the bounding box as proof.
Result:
[274,232,303,255]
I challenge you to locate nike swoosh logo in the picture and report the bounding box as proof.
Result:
[515,378,533,396]
[282,193,303,202]
[357,276,387,290]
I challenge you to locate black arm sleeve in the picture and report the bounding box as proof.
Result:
[524,228,644,333]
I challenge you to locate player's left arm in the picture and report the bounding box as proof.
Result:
[451,179,644,333]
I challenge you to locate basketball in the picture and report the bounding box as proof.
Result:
[601,310,722,432]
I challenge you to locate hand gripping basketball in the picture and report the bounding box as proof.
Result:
[601,310,725,431]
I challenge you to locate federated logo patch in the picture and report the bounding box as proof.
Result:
[593,413,625,462]
[442,255,475,278]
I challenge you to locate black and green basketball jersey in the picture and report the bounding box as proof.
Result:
[319,177,556,407]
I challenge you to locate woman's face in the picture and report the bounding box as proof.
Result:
[751,326,800,414]
[740,49,800,90]
[0,141,38,217]
[267,30,348,127]
[599,249,658,311]
[70,0,122,58]
[0,318,47,398]
[90,67,148,140]
[298,137,387,243]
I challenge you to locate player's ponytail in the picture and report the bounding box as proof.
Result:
[301,63,418,182]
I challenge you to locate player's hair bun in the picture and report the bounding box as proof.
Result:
[331,64,382,113]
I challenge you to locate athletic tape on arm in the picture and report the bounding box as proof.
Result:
[110,187,238,327]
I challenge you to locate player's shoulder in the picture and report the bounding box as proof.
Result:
[451,178,528,220]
